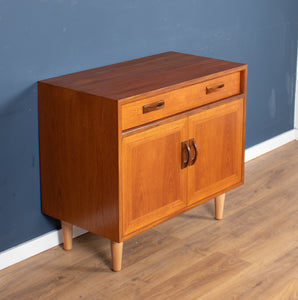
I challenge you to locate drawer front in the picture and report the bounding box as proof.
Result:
[121,72,241,130]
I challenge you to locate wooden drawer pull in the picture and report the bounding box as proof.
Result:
[206,83,224,94]
[143,100,165,114]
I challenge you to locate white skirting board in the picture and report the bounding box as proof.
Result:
[245,129,296,162]
[0,226,87,271]
[0,129,297,271]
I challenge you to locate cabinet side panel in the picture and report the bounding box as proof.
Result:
[240,68,247,183]
[38,83,120,241]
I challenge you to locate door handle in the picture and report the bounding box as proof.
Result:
[181,141,190,169]
[189,138,198,166]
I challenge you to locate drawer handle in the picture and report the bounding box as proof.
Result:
[143,100,165,114]
[206,83,224,94]
[189,138,198,166]
[181,141,190,169]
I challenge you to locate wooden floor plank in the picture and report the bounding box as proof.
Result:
[138,252,250,300]
[200,246,298,300]
[271,278,298,300]
[1,141,298,299]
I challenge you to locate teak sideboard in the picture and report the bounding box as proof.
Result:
[38,51,247,271]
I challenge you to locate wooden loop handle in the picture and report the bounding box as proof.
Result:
[189,138,198,166]
[181,141,190,169]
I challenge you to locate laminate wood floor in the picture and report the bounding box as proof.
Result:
[1,141,298,300]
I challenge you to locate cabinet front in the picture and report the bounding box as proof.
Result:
[121,118,188,237]
[188,98,245,205]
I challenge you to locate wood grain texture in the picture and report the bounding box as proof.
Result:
[121,71,241,130]
[121,117,188,236]
[40,51,245,102]
[188,97,244,205]
[38,83,120,241]
[1,141,297,299]
[120,96,245,240]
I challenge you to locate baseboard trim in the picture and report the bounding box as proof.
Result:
[0,226,87,270]
[245,129,296,162]
[0,129,296,271]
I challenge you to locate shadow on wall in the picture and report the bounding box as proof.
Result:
[0,83,58,252]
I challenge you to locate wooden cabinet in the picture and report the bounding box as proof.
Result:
[38,51,247,271]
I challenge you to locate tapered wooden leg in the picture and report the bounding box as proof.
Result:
[61,221,73,250]
[111,241,123,272]
[215,193,225,220]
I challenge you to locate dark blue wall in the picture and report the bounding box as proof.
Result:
[0,0,297,252]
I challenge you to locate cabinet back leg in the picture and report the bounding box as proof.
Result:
[215,193,225,220]
[61,221,73,250]
[111,241,123,272]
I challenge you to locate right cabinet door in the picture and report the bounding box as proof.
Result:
[188,98,245,205]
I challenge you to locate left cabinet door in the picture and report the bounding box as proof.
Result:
[121,117,188,237]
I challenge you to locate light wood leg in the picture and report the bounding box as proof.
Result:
[111,241,123,272]
[61,221,73,250]
[215,193,225,220]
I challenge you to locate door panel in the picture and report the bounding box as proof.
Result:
[188,98,244,205]
[122,118,188,236]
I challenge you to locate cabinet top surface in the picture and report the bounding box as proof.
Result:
[39,51,246,101]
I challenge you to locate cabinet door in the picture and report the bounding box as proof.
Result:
[122,118,188,237]
[188,98,245,205]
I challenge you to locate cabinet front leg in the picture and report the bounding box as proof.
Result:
[111,241,123,272]
[215,193,225,220]
[61,221,73,250]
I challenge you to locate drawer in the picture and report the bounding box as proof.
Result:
[121,72,241,130]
